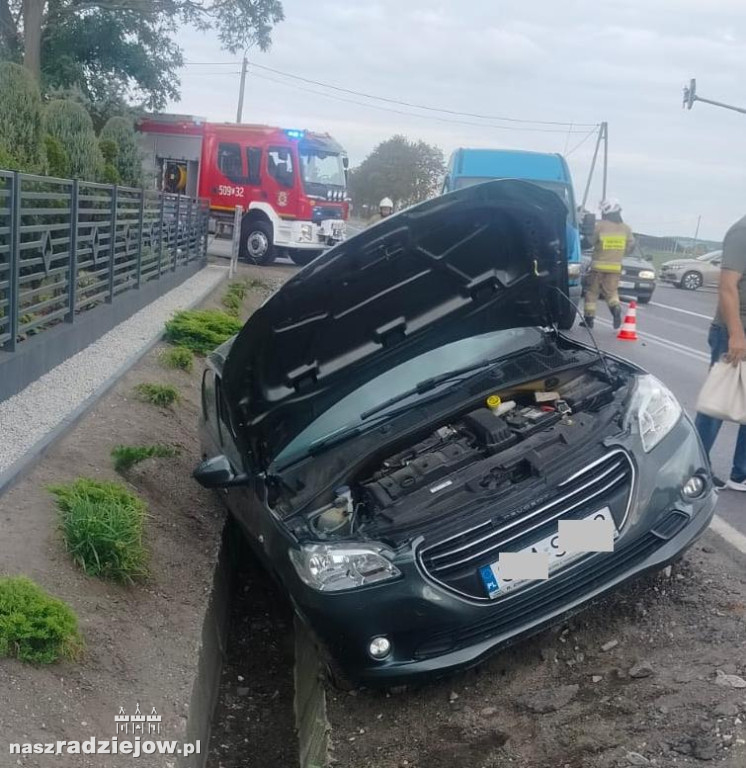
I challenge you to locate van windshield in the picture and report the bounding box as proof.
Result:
[454,177,574,217]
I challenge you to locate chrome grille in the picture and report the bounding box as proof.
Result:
[417,449,634,601]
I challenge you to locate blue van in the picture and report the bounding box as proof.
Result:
[442,149,584,329]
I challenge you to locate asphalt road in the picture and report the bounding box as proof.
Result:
[569,282,746,538]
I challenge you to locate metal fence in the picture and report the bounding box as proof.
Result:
[0,170,209,353]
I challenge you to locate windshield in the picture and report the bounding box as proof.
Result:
[299,148,346,192]
[697,251,722,262]
[274,327,543,466]
[453,177,574,218]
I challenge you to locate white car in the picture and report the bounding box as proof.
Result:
[659,250,722,291]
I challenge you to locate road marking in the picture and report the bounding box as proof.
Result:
[650,301,713,321]
[711,514,746,555]
[594,318,710,362]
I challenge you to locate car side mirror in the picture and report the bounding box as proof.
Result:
[581,212,596,239]
[193,455,249,489]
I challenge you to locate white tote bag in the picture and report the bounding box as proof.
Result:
[696,360,746,424]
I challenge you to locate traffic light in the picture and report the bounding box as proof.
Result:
[683,78,697,109]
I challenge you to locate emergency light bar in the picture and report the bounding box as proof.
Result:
[285,129,305,139]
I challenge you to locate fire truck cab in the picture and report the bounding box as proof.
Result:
[137,115,350,266]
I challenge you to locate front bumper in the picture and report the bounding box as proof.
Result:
[276,218,346,251]
[618,278,656,301]
[292,419,715,686]
[660,269,683,285]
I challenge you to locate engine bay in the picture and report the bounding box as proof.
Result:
[303,363,633,542]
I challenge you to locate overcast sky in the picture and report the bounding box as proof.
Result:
[172,0,746,240]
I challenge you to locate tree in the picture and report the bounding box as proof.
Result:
[349,135,445,214]
[0,1,284,109]
[0,61,44,171]
[99,116,141,186]
[43,99,102,180]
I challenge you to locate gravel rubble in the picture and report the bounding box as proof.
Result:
[0,265,226,475]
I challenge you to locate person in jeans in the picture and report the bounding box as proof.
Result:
[694,215,746,491]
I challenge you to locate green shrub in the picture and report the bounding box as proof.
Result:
[160,346,194,372]
[43,135,71,178]
[134,382,180,408]
[49,478,148,583]
[0,576,83,664]
[99,116,143,187]
[0,62,44,173]
[111,444,179,472]
[44,100,103,181]
[164,309,242,355]
[221,279,252,316]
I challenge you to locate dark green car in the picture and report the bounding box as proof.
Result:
[194,180,715,686]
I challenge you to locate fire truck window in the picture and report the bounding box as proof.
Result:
[217,142,246,183]
[268,148,294,188]
[246,147,262,185]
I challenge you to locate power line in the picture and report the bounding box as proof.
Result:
[566,126,600,157]
[183,58,598,129]
[250,61,597,127]
[250,71,595,134]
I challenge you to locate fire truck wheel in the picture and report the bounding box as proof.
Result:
[290,250,324,267]
[240,220,275,265]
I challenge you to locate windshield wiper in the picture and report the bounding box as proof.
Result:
[359,355,509,421]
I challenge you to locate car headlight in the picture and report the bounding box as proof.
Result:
[568,263,581,278]
[300,224,313,242]
[624,375,682,452]
[289,543,401,592]
[638,270,655,280]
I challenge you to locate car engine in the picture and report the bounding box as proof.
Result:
[305,367,627,540]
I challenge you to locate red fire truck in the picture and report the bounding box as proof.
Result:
[137,115,350,265]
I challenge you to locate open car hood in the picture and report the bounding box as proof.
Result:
[223,180,570,468]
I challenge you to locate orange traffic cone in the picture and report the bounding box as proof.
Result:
[617,301,638,341]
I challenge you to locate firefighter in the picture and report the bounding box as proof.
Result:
[583,199,635,329]
[367,197,394,227]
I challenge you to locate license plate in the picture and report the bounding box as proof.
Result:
[619,280,635,289]
[478,508,617,599]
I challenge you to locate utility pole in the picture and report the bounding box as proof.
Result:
[581,122,609,209]
[683,78,746,115]
[692,214,701,255]
[236,55,248,123]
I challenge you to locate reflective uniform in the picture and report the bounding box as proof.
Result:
[584,220,635,318]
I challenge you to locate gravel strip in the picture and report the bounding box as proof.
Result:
[0,265,227,475]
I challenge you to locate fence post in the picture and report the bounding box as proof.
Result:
[66,179,79,323]
[3,171,21,352]
[185,196,193,263]
[230,205,243,279]
[107,185,118,303]
[202,203,209,263]
[172,194,181,271]
[157,193,165,277]
[135,189,145,289]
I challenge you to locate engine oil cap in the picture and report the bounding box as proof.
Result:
[486,394,501,410]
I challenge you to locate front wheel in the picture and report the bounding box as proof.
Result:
[680,271,702,291]
[637,294,652,305]
[290,250,324,267]
[240,220,275,265]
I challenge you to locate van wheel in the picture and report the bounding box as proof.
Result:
[240,220,275,265]
[290,250,323,267]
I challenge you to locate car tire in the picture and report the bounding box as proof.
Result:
[290,250,324,267]
[637,295,651,305]
[680,271,702,291]
[240,220,275,265]
[325,659,356,692]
